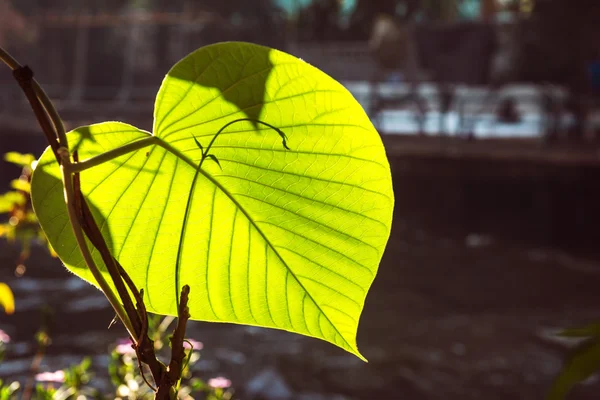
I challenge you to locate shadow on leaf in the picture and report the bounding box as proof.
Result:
[165,42,275,131]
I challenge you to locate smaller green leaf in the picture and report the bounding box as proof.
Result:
[4,152,35,168]
[547,339,600,400]
[79,356,92,371]
[189,378,206,391]
[560,322,600,338]
[205,154,221,170]
[0,192,26,213]
[10,179,30,193]
[192,135,204,155]
[0,283,15,315]
[0,380,20,398]
[0,224,15,240]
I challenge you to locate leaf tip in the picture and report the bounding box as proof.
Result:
[206,154,222,170]
[347,345,368,363]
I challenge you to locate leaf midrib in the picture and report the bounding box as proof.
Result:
[144,135,358,352]
[72,131,360,353]
[200,159,357,351]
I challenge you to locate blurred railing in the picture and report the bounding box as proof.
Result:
[287,41,377,81]
[1,14,594,139]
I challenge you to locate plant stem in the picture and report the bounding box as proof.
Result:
[66,135,196,173]
[0,47,19,69]
[0,45,134,338]
[67,117,284,174]
[1,44,193,396]
[60,152,136,337]
[156,285,191,400]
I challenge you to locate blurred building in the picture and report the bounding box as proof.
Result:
[1,0,599,140]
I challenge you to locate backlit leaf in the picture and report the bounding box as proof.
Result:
[31,42,394,359]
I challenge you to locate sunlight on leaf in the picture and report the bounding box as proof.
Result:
[31,42,394,360]
[0,283,15,315]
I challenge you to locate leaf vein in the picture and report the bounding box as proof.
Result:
[197,168,357,351]
[228,192,380,252]
[218,173,388,228]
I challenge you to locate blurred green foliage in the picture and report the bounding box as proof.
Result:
[1,151,234,398]
[0,313,233,399]
[0,152,56,275]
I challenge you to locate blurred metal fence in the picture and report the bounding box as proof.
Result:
[1,13,595,139]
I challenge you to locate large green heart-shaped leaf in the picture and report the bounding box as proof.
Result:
[31,42,394,359]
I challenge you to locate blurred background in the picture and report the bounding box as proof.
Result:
[1,0,600,399]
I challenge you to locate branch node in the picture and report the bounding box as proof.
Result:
[57,147,70,161]
[12,65,33,86]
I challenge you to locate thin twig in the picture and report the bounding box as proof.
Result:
[72,157,142,335]
[60,151,135,337]
[0,48,133,337]
[72,153,166,384]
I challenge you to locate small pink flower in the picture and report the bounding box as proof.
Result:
[208,376,232,389]
[115,338,136,355]
[0,329,10,343]
[35,370,65,383]
[183,338,203,351]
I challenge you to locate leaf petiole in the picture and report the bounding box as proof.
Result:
[58,149,136,338]
[68,118,289,176]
